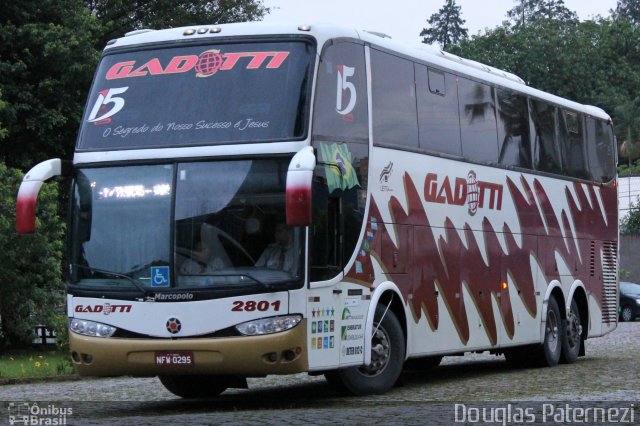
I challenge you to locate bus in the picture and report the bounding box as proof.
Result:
[16,22,618,397]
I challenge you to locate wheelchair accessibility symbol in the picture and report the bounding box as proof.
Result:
[151,266,170,287]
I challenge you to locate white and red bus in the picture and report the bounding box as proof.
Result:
[16,22,618,397]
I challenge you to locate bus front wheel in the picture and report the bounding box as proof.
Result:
[326,304,405,395]
[159,374,233,398]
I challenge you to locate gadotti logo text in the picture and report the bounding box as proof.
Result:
[105,50,290,80]
[75,303,132,314]
[424,171,504,216]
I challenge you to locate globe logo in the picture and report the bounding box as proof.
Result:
[103,303,112,315]
[196,49,224,77]
[166,317,182,334]
[466,170,479,216]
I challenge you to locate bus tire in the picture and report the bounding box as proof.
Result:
[536,295,563,367]
[159,374,232,398]
[332,304,405,395]
[561,299,582,364]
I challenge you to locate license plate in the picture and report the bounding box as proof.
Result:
[155,351,194,366]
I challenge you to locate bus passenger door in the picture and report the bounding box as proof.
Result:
[307,38,370,370]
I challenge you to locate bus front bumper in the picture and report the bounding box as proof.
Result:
[69,320,308,377]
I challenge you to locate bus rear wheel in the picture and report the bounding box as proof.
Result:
[536,295,563,367]
[326,304,405,395]
[159,374,234,398]
[561,299,582,364]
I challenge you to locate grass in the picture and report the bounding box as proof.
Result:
[0,350,75,379]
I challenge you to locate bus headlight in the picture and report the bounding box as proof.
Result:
[235,315,302,336]
[70,318,116,338]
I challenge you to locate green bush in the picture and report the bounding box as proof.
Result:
[618,160,640,177]
[0,162,65,348]
[620,197,640,235]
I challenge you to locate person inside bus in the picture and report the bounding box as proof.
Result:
[178,222,229,275]
[255,222,294,273]
[179,240,226,274]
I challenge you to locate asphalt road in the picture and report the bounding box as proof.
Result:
[1,322,638,425]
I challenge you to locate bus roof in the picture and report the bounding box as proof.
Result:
[105,21,610,121]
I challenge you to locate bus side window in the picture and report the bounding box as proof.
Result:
[558,110,591,180]
[370,49,419,149]
[312,41,368,143]
[530,99,562,174]
[496,89,532,169]
[586,117,616,183]
[458,77,499,163]
[416,65,462,156]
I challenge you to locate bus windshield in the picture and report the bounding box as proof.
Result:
[77,40,314,150]
[68,158,304,292]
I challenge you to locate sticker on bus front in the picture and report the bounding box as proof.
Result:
[150,266,170,287]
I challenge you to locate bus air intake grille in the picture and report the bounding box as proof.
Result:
[589,240,596,277]
[600,240,618,324]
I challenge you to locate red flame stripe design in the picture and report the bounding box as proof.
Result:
[347,172,617,347]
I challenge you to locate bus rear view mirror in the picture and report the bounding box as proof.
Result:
[16,158,69,234]
[286,146,316,227]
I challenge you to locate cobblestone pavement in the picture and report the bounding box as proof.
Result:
[1,322,638,425]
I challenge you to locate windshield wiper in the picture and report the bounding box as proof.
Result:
[198,273,273,290]
[70,263,149,298]
[237,273,272,289]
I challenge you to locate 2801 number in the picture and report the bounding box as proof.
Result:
[231,300,281,312]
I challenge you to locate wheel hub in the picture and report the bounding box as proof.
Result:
[566,311,582,347]
[359,326,391,377]
[546,309,559,351]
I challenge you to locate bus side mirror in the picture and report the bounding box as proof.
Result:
[16,158,69,234]
[286,146,316,227]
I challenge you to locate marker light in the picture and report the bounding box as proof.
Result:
[502,282,508,290]
[70,319,116,338]
[235,315,302,336]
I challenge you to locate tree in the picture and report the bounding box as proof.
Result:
[420,0,468,49]
[0,0,100,169]
[85,0,271,48]
[0,6,96,347]
[613,0,640,25]
[447,5,640,161]
[0,90,8,141]
[507,0,578,28]
[0,163,65,348]
[615,98,640,167]
[450,18,594,100]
